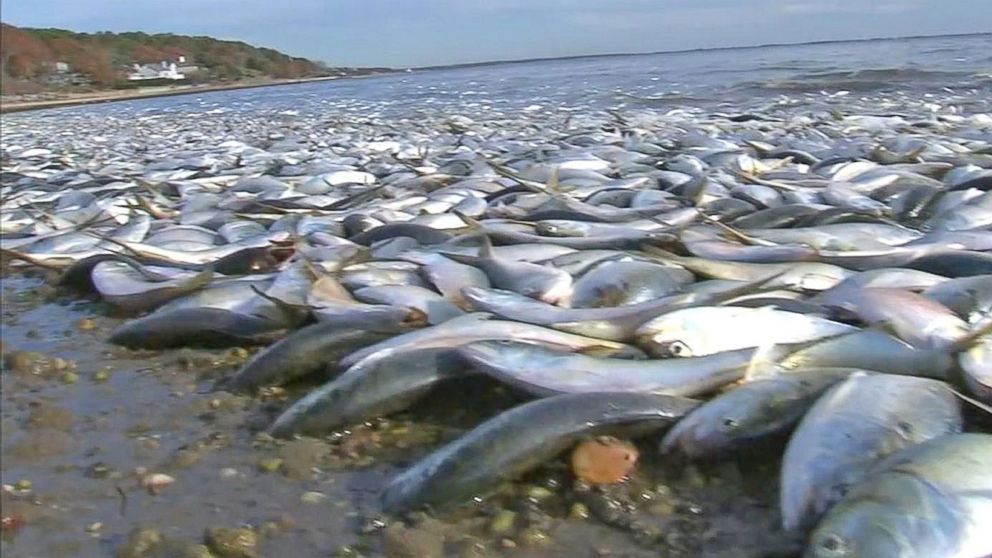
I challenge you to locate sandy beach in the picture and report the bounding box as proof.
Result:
[0,75,384,114]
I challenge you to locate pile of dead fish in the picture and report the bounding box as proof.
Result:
[3,99,992,557]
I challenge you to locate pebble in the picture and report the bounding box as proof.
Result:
[300,491,327,504]
[256,457,282,473]
[489,509,516,534]
[204,527,259,558]
[382,523,444,558]
[140,473,175,493]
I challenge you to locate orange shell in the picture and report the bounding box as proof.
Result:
[570,436,639,485]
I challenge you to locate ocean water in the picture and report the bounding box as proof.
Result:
[28,33,992,119]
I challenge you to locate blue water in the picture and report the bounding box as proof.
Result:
[27,33,992,119]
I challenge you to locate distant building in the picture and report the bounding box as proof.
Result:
[128,61,185,81]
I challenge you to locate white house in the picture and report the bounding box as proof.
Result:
[128,61,185,81]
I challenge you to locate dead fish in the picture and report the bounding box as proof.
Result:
[635,306,855,357]
[661,368,856,459]
[268,348,464,437]
[108,307,289,349]
[224,315,417,393]
[380,392,698,512]
[457,340,793,397]
[817,287,969,350]
[567,260,691,308]
[780,373,962,532]
[447,236,573,304]
[807,433,992,558]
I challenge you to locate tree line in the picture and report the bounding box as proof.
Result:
[1,24,337,93]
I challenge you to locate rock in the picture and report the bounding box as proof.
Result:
[141,473,175,494]
[116,528,162,558]
[489,510,516,534]
[256,457,282,473]
[382,523,444,558]
[300,491,326,504]
[204,527,258,558]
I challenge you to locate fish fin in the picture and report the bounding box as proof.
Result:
[0,248,63,271]
[80,230,144,258]
[441,251,482,266]
[744,342,780,381]
[695,209,778,247]
[403,308,430,327]
[451,208,482,230]
[948,318,992,354]
[249,285,310,324]
[178,265,214,291]
[736,171,797,192]
[546,166,561,194]
[131,192,175,219]
[477,234,494,259]
[949,387,992,416]
[489,162,547,193]
[641,245,686,263]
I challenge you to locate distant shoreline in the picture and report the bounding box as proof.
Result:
[0,73,392,114]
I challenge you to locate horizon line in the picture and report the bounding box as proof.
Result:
[410,31,992,72]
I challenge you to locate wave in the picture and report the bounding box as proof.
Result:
[736,67,974,93]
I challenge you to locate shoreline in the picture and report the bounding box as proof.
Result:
[0,73,391,114]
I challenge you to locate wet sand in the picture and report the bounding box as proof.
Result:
[1,270,791,558]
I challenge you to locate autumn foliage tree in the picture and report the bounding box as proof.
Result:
[1,23,341,94]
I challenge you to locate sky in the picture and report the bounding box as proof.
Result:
[3,0,991,68]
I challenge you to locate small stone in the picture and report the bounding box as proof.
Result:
[683,465,707,488]
[519,528,550,548]
[116,528,162,558]
[500,539,517,549]
[86,522,103,533]
[257,457,282,473]
[61,372,79,384]
[141,473,175,493]
[219,468,239,479]
[648,501,676,517]
[489,510,516,534]
[2,351,46,373]
[77,318,97,331]
[525,486,553,501]
[568,502,589,520]
[204,527,258,558]
[86,462,113,479]
[382,523,444,558]
[14,479,32,491]
[93,369,110,382]
[209,399,221,410]
[300,491,326,504]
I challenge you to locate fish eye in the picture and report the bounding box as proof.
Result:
[817,533,847,555]
[667,341,692,357]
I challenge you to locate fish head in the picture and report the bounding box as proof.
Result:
[535,221,584,237]
[806,503,909,558]
[660,403,741,458]
[637,327,696,358]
